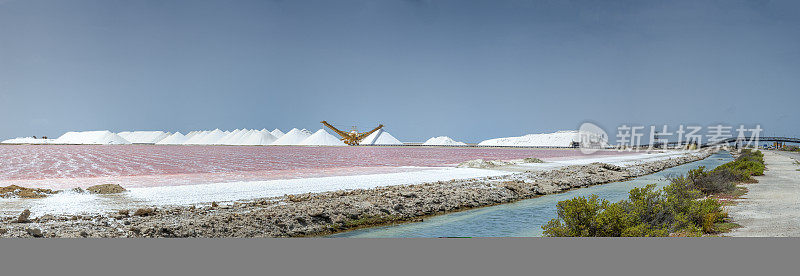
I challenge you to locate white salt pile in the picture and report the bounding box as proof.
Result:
[359,129,403,145]
[53,131,131,145]
[199,129,227,145]
[155,132,187,145]
[184,129,227,145]
[478,130,583,147]
[299,129,347,146]
[270,129,285,138]
[182,131,209,144]
[213,129,246,145]
[271,128,312,145]
[7,126,408,147]
[117,131,171,144]
[423,136,467,146]
[0,137,55,144]
[233,129,278,145]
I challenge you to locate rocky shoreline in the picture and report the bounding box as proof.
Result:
[0,150,714,238]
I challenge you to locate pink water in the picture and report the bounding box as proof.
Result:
[0,145,631,189]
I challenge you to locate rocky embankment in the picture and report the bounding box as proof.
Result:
[0,150,714,238]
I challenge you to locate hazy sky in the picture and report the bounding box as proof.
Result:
[1,0,798,142]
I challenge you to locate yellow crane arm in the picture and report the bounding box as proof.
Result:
[320,121,353,139]
[320,121,384,145]
[355,124,384,141]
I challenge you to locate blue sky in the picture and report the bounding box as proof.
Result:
[1,0,799,142]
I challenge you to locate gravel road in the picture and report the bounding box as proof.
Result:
[727,151,800,237]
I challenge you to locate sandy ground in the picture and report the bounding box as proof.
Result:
[727,151,800,237]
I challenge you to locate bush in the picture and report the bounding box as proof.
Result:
[542,195,605,237]
[542,182,726,237]
[682,166,738,195]
[715,150,765,179]
[542,150,764,237]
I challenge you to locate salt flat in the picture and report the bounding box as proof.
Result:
[0,167,513,215]
[0,149,692,216]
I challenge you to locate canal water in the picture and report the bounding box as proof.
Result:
[330,151,733,238]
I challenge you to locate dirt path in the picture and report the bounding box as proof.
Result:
[727,151,800,237]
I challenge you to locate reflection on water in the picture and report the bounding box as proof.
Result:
[330,151,733,238]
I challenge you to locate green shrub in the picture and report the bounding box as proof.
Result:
[542,195,605,237]
[683,166,738,195]
[542,182,727,237]
[542,151,763,237]
[715,150,765,179]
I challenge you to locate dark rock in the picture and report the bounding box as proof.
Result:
[13,209,31,223]
[87,184,126,194]
[133,208,155,217]
[36,214,56,222]
[26,227,43,237]
[80,231,89,238]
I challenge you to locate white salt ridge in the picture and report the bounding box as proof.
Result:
[271,128,312,145]
[197,129,227,145]
[233,129,278,145]
[478,130,584,147]
[213,129,246,145]
[0,137,55,144]
[360,129,403,145]
[117,131,171,144]
[212,129,238,144]
[299,129,347,146]
[183,129,226,145]
[155,132,187,145]
[181,131,208,144]
[53,131,131,145]
[270,129,285,138]
[185,131,200,139]
[423,136,467,146]
[0,167,513,215]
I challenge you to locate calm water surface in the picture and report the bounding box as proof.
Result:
[330,151,733,238]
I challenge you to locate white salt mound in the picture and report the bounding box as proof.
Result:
[233,129,277,145]
[271,128,312,145]
[155,132,187,145]
[423,136,467,146]
[53,131,131,145]
[359,129,403,145]
[211,130,235,145]
[0,137,55,144]
[478,130,585,147]
[198,129,227,145]
[299,129,346,146]
[270,129,285,138]
[182,131,209,144]
[184,131,199,139]
[214,129,247,145]
[117,131,171,144]
[183,129,226,145]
